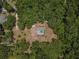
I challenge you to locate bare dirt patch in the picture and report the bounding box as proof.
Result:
[29,21,57,43]
[12,21,57,53]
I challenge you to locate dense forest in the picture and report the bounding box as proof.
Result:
[0,0,79,59]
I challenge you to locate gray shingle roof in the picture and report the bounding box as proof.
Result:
[0,15,7,24]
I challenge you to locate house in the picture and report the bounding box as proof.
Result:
[0,14,7,24]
